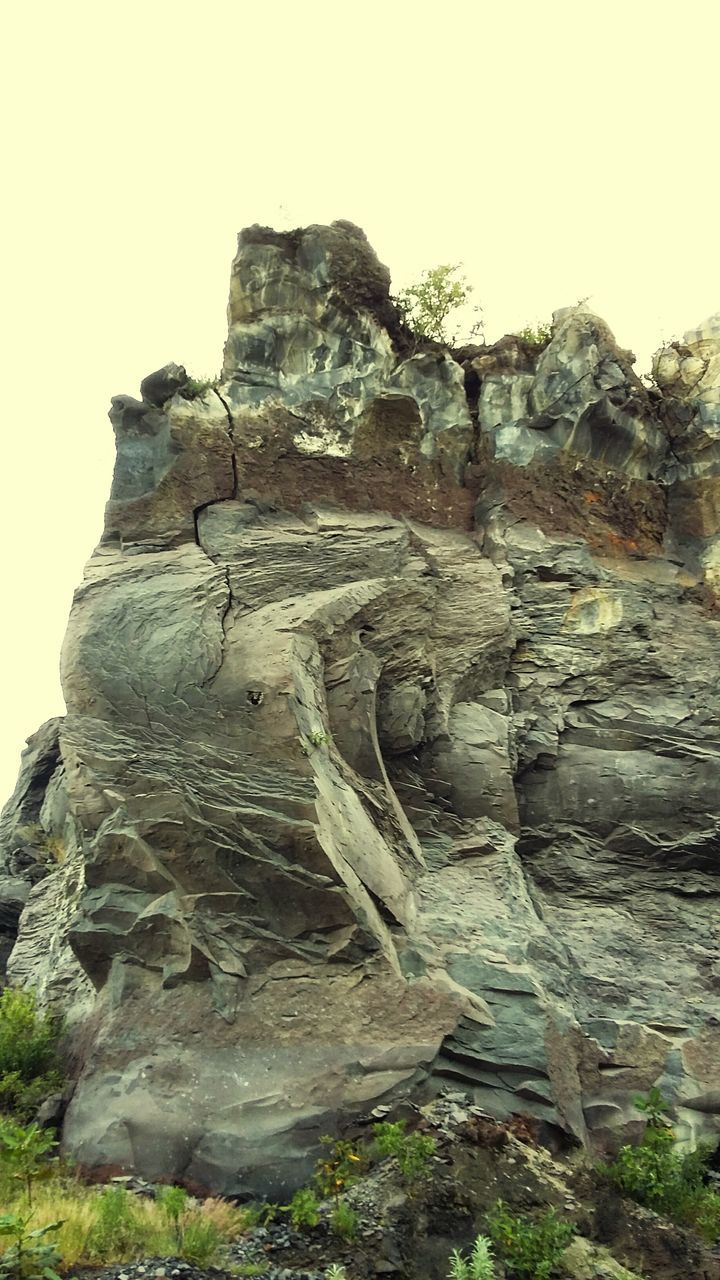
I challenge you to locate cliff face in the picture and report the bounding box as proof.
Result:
[1,223,719,1197]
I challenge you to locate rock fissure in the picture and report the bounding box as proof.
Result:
[2,222,720,1197]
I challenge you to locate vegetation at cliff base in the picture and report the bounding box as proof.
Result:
[603,1088,720,1243]
[0,988,63,1121]
[0,1163,249,1271]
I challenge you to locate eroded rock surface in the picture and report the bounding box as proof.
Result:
[1,223,719,1195]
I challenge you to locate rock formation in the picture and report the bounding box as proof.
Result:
[1,222,719,1197]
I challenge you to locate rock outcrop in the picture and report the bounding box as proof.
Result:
[1,222,719,1196]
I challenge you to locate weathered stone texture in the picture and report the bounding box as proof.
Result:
[1,224,719,1194]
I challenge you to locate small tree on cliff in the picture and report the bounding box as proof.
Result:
[394,264,480,344]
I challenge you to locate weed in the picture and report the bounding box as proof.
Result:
[0,1120,57,1207]
[325,1267,348,1280]
[84,1186,143,1262]
[300,729,330,754]
[181,1214,225,1267]
[372,1119,437,1187]
[448,1233,495,1279]
[315,1135,366,1206]
[156,1184,189,1250]
[487,1201,574,1279]
[283,1186,320,1230]
[330,1198,358,1241]
[196,1196,252,1236]
[0,1211,63,1280]
[516,322,552,348]
[183,374,218,398]
[603,1088,720,1243]
[632,1085,672,1128]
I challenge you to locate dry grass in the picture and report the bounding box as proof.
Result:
[0,1176,252,1268]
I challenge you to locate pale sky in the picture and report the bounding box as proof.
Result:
[1,0,719,802]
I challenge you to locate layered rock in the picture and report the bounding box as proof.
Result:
[1,222,719,1195]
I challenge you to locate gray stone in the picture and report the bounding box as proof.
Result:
[4,222,720,1192]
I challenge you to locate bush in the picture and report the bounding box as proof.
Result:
[284,1186,320,1230]
[372,1119,437,1186]
[182,374,217,398]
[448,1233,495,1279]
[0,989,63,1120]
[394,265,474,344]
[486,1201,574,1279]
[84,1186,143,1262]
[0,1211,63,1280]
[315,1135,366,1204]
[0,1120,57,1207]
[603,1090,720,1243]
[516,322,552,348]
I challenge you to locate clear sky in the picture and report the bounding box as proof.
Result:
[1,0,719,802]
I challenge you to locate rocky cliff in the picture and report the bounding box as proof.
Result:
[1,222,719,1198]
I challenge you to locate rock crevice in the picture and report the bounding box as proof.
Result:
[1,221,719,1196]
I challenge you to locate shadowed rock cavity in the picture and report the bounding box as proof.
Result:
[1,221,719,1196]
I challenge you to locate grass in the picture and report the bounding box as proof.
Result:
[0,1176,252,1269]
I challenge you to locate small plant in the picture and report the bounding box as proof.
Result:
[283,1186,320,1230]
[84,1185,142,1262]
[487,1201,574,1279]
[300,729,329,754]
[372,1119,437,1186]
[156,1183,189,1250]
[330,1197,358,1241]
[448,1233,495,1280]
[516,322,552,348]
[181,1214,225,1267]
[0,1211,63,1280]
[632,1085,672,1129]
[325,1266,348,1280]
[394,264,473,345]
[0,1120,57,1207]
[315,1135,366,1206]
[183,374,217,398]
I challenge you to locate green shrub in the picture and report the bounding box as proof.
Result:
[605,1126,720,1242]
[156,1184,189,1249]
[448,1232,495,1279]
[180,1214,225,1266]
[372,1119,437,1186]
[0,1120,57,1207]
[330,1198,358,1240]
[0,1211,63,1280]
[315,1135,366,1205]
[394,265,473,344]
[183,374,217,398]
[284,1186,320,1229]
[516,322,552,347]
[0,989,63,1120]
[486,1201,574,1279]
[84,1186,143,1262]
